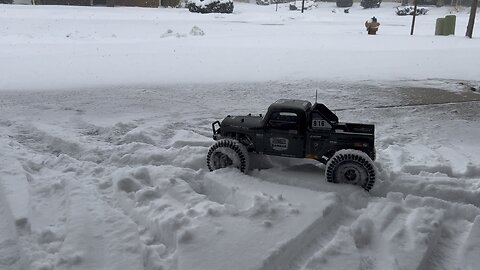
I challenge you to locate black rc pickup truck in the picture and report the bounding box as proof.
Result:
[207,99,376,191]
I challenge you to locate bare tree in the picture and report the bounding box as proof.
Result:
[466,0,478,38]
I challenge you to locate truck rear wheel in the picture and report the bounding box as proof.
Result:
[207,139,249,173]
[325,149,376,191]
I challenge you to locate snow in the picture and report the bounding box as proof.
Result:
[1,2,480,270]
[1,3,479,91]
[0,182,26,270]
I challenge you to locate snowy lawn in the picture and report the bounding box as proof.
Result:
[1,3,479,90]
[1,2,480,270]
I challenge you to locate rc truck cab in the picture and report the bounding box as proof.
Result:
[207,99,376,191]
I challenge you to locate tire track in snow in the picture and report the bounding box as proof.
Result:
[57,179,144,270]
[292,202,409,270]
[253,165,480,270]
[0,182,27,270]
[395,195,480,270]
[421,220,472,270]
[296,195,445,270]
[3,124,147,269]
[302,194,480,270]
[372,174,480,209]
[5,120,211,269]
[9,153,146,270]
[462,216,480,270]
[246,167,375,270]
[258,204,359,270]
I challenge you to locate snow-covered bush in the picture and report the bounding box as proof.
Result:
[256,0,291,4]
[360,0,381,8]
[187,0,234,13]
[256,0,269,4]
[336,0,353,7]
[395,6,429,16]
[289,0,317,10]
[161,0,181,7]
[416,0,436,4]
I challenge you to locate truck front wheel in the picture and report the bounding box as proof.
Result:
[207,139,250,173]
[325,149,376,191]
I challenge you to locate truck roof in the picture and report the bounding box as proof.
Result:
[269,99,312,112]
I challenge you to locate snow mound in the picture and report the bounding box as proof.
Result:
[304,192,480,270]
[0,184,26,270]
[190,26,205,36]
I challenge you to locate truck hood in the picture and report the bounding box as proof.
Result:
[221,115,264,130]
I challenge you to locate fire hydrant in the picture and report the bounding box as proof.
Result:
[365,16,380,35]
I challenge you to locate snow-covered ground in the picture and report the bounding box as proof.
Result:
[1,2,480,270]
[1,2,479,90]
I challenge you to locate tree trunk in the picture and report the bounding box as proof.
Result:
[466,0,478,38]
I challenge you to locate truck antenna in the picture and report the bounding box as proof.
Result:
[315,90,318,104]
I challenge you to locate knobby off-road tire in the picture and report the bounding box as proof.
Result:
[325,149,376,191]
[206,139,249,173]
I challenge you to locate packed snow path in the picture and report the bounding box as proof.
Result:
[1,80,480,270]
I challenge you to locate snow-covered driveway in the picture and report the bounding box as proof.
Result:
[1,80,480,270]
[1,2,480,270]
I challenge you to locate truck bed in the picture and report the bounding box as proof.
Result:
[334,122,375,135]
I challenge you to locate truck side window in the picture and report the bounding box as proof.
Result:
[268,112,298,131]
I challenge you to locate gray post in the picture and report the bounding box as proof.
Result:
[410,0,418,35]
[466,0,478,38]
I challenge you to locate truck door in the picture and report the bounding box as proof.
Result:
[307,112,333,157]
[263,111,305,157]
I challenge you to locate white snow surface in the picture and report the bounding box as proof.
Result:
[1,2,480,270]
[1,3,480,91]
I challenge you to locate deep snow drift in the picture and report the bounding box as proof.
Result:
[1,3,480,270]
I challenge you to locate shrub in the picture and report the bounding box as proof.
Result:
[187,0,234,13]
[360,0,381,8]
[336,0,353,7]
